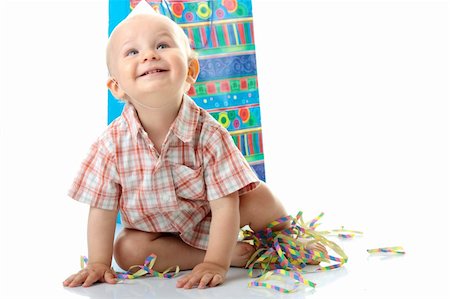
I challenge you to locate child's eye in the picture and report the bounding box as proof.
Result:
[126,49,138,56]
[157,43,169,50]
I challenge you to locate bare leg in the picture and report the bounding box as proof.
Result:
[115,181,324,271]
[239,182,328,263]
[239,181,290,232]
[114,229,254,272]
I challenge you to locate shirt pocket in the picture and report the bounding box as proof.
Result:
[171,164,206,200]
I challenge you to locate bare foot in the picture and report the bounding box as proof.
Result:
[230,242,255,267]
[301,240,328,265]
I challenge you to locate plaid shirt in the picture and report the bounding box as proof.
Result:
[69,95,260,250]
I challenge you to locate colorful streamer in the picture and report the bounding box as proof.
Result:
[242,211,349,293]
[248,269,315,293]
[78,211,404,293]
[338,233,356,239]
[80,253,180,280]
[367,246,405,254]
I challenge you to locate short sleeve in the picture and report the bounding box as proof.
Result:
[202,125,260,201]
[68,140,121,210]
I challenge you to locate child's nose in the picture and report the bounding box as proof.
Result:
[142,49,160,62]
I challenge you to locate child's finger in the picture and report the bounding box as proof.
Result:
[68,271,89,287]
[209,274,223,287]
[63,274,77,286]
[103,271,118,284]
[198,273,213,288]
[82,272,102,287]
[176,274,191,288]
[183,274,200,289]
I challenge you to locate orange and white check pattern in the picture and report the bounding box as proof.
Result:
[69,95,260,250]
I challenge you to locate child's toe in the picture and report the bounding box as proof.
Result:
[231,242,255,267]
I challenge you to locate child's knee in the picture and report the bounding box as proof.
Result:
[114,229,161,270]
[239,182,287,230]
[240,182,279,210]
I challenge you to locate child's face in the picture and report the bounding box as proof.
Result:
[107,14,197,107]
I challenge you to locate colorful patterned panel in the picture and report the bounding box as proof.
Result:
[109,0,265,181]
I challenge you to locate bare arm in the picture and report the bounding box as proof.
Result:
[63,207,118,287]
[87,207,118,266]
[204,191,240,268]
[176,191,240,289]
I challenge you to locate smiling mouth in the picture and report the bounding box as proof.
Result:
[139,69,167,77]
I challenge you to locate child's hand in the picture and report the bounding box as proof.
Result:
[63,263,117,288]
[176,262,227,289]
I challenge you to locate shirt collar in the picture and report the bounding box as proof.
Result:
[122,94,200,143]
[172,94,200,143]
[122,102,144,143]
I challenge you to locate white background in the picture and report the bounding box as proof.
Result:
[1,0,449,298]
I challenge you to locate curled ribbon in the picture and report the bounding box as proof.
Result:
[367,246,405,254]
[80,253,180,280]
[318,226,364,239]
[242,211,350,293]
[78,210,384,293]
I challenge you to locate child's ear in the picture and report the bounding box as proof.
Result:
[107,77,126,99]
[186,58,200,84]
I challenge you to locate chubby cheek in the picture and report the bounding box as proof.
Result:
[122,64,137,79]
[176,62,189,81]
[116,65,137,88]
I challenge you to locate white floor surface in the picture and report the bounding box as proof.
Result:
[6,223,450,299]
